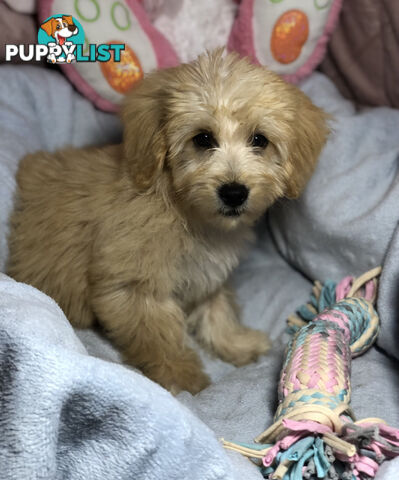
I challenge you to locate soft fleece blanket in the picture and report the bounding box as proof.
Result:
[0,66,398,480]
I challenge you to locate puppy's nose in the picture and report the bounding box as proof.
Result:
[68,25,76,32]
[218,182,249,208]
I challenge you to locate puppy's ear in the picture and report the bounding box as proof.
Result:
[62,15,74,25]
[122,71,168,190]
[40,18,56,37]
[283,93,330,199]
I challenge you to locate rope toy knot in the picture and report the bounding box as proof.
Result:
[222,267,399,479]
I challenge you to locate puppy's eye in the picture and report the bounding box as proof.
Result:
[251,133,269,149]
[192,132,216,150]
[56,25,61,29]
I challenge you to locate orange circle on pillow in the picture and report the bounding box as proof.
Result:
[271,10,309,64]
[100,42,143,94]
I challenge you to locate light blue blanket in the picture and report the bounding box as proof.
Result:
[0,66,398,480]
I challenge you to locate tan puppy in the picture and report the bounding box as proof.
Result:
[7,51,329,394]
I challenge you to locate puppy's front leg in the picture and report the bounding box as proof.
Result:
[188,285,271,366]
[91,284,210,394]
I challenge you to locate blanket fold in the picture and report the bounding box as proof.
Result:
[0,274,234,480]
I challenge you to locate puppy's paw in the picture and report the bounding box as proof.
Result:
[142,351,210,395]
[167,353,210,395]
[169,368,210,396]
[218,327,271,367]
[164,355,210,395]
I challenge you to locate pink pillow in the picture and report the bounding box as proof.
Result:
[38,0,178,111]
[228,0,343,83]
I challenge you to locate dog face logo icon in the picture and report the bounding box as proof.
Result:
[41,15,79,46]
[38,15,84,64]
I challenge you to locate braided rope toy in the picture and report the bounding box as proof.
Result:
[222,267,399,479]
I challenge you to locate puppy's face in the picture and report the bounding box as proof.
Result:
[164,85,296,230]
[123,51,329,230]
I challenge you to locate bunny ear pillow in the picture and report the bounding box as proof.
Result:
[228,0,343,83]
[38,0,342,111]
[39,0,179,111]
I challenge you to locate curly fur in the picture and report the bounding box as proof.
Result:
[7,51,329,394]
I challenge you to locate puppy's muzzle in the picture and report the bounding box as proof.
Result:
[218,182,249,208]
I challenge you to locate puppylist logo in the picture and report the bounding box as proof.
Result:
[5,14,124,64]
